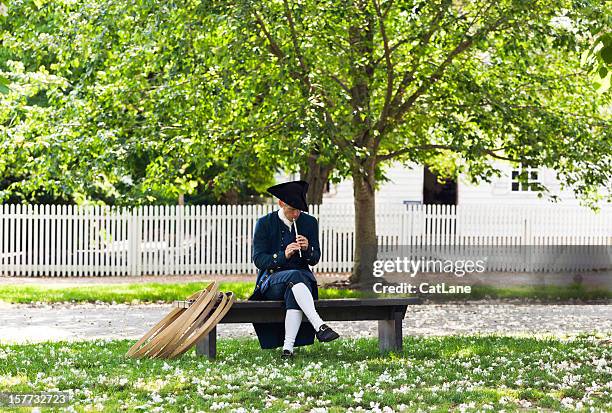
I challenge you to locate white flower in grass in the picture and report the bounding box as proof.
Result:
[517,399,532,408]
[310,408,328,413]
[210,401,231,410]
[591,358,608,372]
[498,396,512,405]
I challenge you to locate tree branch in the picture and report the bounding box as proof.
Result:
[392,4,447,99]
[391,13,507,125]
[282,0,310,85]
[329,73,352,95]
[373,37,411,66]
[347,3,376,149]
[252,11,286,61]
[373,0,395,137]
[376,144,521,163]
[382,0,395,19]
[381,1,497,136]
[373,3,447,138]
[252,6,354,151]
[483,149,520,162]
[376,144,453,161]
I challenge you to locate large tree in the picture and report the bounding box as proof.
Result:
[219,0,611,285]
[1,0,610,285]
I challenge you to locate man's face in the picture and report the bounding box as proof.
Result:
[279,200,301,221]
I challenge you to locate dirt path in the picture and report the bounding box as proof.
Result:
[1,300,609,344]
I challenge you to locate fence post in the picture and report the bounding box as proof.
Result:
[135,206,142,276]
[523,207,532,272]
[128,207,134,276]
[128,206,142,276]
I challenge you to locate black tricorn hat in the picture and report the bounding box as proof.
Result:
[267,180,309,212]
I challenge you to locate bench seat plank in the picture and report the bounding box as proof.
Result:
[184,298,421,358]
[175,297,420,310]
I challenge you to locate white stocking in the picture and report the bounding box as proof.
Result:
[283,309,303,352]
[291,283,324,331]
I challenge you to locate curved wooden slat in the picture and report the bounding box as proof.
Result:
[168,292,235,359]
[131,282,218,358]
[155,291,224,359]
[126,289,204,358]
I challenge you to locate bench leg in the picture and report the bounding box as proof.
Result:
[195,326,216,359]
[378,312,403,353]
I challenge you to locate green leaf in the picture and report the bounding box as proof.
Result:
[600,45,612,65]
[598,66,608,79]
[0,76,9,94]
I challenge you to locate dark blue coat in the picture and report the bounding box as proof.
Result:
[248,210,321,349]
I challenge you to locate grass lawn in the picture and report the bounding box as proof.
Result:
[0,282,361,304]
[0,335,609,412]
[0,281,608,304]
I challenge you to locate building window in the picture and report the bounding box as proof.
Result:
[511,166,539,192]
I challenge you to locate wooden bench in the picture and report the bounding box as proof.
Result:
[173,298,421,359]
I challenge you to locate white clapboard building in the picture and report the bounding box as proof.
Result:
[294,161,611,207]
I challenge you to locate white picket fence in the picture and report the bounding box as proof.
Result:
[0,203,610,276]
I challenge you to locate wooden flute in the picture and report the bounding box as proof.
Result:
[293,219,303,257]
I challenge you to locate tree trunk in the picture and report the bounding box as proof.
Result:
[219,188,239,205]
[346,2,376,287]
[300,153,333,205]
[349,160,377,287]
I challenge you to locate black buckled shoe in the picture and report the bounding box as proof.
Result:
[281,349,294,359]
[316,324,339,342]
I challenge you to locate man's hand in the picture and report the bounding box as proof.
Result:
[285,242,301,258]
[296,235,309,251]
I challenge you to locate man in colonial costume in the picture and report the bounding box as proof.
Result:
[248,180,340,358]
